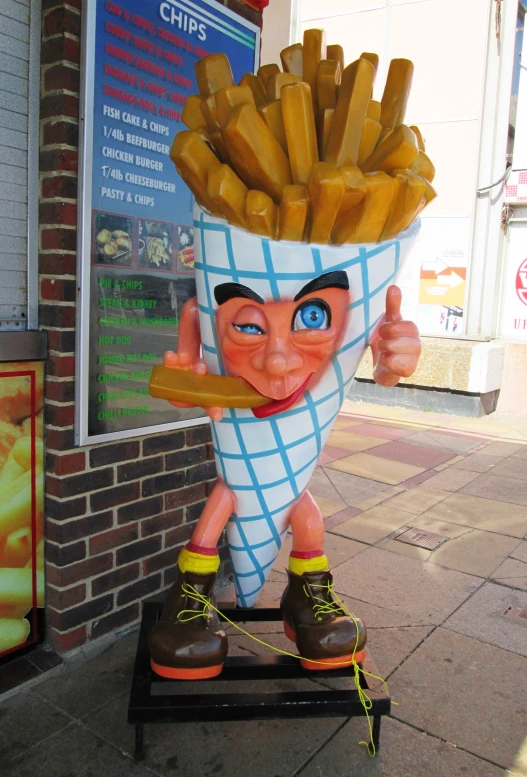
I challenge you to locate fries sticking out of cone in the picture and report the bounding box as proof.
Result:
[176,32,436,244]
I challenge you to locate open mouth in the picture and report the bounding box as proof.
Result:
[250,375,313,419]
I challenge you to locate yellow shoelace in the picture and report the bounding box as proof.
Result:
[180,583,393,756]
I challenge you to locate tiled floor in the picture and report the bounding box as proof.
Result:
[1,408,527,777]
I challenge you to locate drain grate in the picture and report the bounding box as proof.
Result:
[392,526,448,550]
[502,606,527,622]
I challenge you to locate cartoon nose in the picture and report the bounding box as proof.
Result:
[264,350,303,376]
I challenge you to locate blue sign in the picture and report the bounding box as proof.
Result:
[77,0,259,444]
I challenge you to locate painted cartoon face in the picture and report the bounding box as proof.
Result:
[214,271,350,416]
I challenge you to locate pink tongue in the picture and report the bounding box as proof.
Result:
[252,376,312,419]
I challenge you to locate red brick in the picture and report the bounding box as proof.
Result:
[187,460,217,485]
[91,562,139,597]
[44,7,81,38]
[165,445,205,471]
[47,467,113,499]
[40,93,80,122]
[46,329,76,354]
[40,304,76,329]
[39,147,78,172]
[44,64,80,94]
[45,380,75,405]
[41,227,77,253]
[164,483,206,510]
[89,524,138,556]
[91,603,139,640]
[46,511,113,544]
[116,573,162,607]
[41,277,76,303]
[41,34,81,65]
[41,173,78,199]
[117,495,163,524]
[90,482,140,513]
[185,499,206,523]
[206,479,218,496]
[45,402,75,428]
[46,583,86,612]
[46,553,113,587]
[141,508,183,537]
[116,536,162,566]
[185,424,212,447]
[46,353,75,378]
[39,252,77,276]
[90,441,140,468]
[48,625,86,653]
[40,202,77,227]
[143,430,185,456]
[117,455,163,483]
[46,451,85,476]
[165,523,194,549]
[206,443,214,460]
[45,495,86,521]
[142,470,185,498]
[47,594,113,632]
[45,539,86,567]
[45,425,75,451]
[142,547,179,575]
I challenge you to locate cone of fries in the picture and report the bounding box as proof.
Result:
[151,31,434,606]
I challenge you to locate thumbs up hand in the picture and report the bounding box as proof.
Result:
[371,285,421,387]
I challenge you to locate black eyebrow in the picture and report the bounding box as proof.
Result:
[294,271,349,301]
[214,282,265,306]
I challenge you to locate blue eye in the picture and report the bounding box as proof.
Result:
[293,301,330,331]
[233,323,265,335]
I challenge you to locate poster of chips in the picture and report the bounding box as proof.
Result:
[0,362,44,659]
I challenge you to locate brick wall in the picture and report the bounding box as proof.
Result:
[39,0,263,653]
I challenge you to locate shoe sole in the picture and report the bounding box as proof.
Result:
[150,659,223,680]
[283,619,366,669]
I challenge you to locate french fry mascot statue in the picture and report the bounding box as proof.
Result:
[149,41,431,679]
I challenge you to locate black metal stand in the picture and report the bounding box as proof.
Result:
[128,602,391,762]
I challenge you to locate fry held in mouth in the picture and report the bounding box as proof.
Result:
[172,31,435,245]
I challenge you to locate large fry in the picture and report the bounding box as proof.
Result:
[380,59,414,131]
[324,59,375,168]
[282,82,319,186]
[307,163,345,244]
[223,104,292,203]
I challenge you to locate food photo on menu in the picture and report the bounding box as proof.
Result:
[93,211,133,267]
[176,226,195,274]
[138,219,173,271]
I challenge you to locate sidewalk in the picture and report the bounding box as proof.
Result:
[1,405,526,777]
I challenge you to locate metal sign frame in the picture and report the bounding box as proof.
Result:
[75,0,260,446]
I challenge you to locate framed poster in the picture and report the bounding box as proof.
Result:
[76,0,260,445]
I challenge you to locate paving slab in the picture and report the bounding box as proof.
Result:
[326,430,386,452]
[491,557,527,591]
[323,505,362,530]
[326,453,425,485]
[346,422,413,440]
[428,528,520,578]
[84,688,344,777]
[0,690,71,768]
[307,467,343,503]
[331,547,480,624]
[4,722,153,777]
[34,632,137,719]
[312,494,347,517]
[426,431,483,453]
[460,473,527,507]
[329,505,410,545]
[423,493,527,538]
[324,469,392,506]
[511,540,527,562]
[354,486,404,511]
[369,441,453,469]
[445,581,527,657]
[298,715,504,777]
[480,441,524,456]
[389,628,527,770]
[381,486,450,515]
[317,445,349,466]
[451,452,505,473]
[416,468,480,492]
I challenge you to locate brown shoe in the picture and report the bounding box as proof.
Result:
[149,566,228,680]
[281,568,367,670]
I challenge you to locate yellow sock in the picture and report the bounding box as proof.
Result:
[178,547,220,575]
[289,554,329,576]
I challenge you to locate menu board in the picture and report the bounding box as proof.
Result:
[77,0,259,444]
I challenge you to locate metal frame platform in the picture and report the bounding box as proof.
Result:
[128,602,391,762]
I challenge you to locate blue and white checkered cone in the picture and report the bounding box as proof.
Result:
[193,204,420,607]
